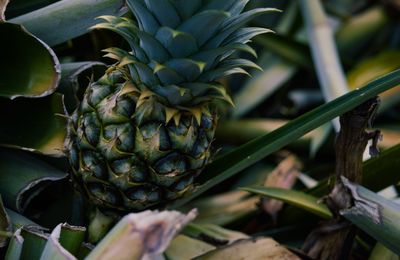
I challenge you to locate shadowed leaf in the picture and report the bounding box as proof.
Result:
[242,187,332,219]
[0,22,60,99]
[0,94,66,157]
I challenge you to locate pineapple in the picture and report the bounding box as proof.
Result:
[66,0,275,212]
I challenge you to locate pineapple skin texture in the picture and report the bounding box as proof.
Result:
[66,71,216,211]
[66,0,275,211]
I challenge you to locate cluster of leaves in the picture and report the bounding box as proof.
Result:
[0,0,400,259]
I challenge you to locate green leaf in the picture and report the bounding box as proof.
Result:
[4,0,57,18]
[223,27,273,48]
[6,208,38,230]
[254,34,313,70]
[20,226,48,260]
[127,0,159,34]
[170,0,201,20]
[0,94,67,157]
[143,0,180,28]
[241,187,332,219]
[59,62,107,113]
[137,30,170,62]
[199,57,262,82]
[165,235,215,260]
[217,8,279,48]
[153,63,185,85]
[0,148,67,212]
[58,224,86,256]
[177,10,229,46]
[4,228,23,260]
[201,0,237,12]
[181,190,259,226]
[369,243,399,260]
[155,27,198,58]
[340,178,400,255]
[232,53,296,118]
[169,69,400,209]
[39,224,81,259]
[0,22,60,99]
[184,223,248,244]
[192,43,257,70]
[10,0,126,46]
[165,59,205,81]
[76,243,92,259]
[199,67,249,82]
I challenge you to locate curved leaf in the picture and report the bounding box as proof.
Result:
[10,0,126,46]
[5,0,57,18]
[241,187,332,219]
[232,53,296,118]
[0,148,67,213]
[0,22,60,99]
[4,228,23,260]
[59,62,107,113]
[40,224,81,260]
[185,223,248,244]
[0,93,66,157]
[20,226,48,260]
[5,208,38,229]
[58,224,86,256]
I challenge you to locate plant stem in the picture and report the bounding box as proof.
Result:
[300,0,349,132]
[88,208,116,244]
[302,97,380,260]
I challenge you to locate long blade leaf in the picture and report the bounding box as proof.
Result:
[170,69,400,208]
[241,187,332,219]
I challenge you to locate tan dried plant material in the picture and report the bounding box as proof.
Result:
[194,237,300,260]
[0,0,9,21]
[86,209,197,260]
[262,152,302,217]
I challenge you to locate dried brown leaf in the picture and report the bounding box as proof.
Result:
[0,0,9,21]
[262,153,302,217]
[194,237,300,260]
[86,209,197,260]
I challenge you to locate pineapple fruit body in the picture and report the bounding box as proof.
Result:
[66,0,275,212]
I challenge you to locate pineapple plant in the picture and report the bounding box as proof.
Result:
[3,0,400,258]
[65,0,276,212]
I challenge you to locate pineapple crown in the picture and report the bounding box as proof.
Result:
[92,0,278,108]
